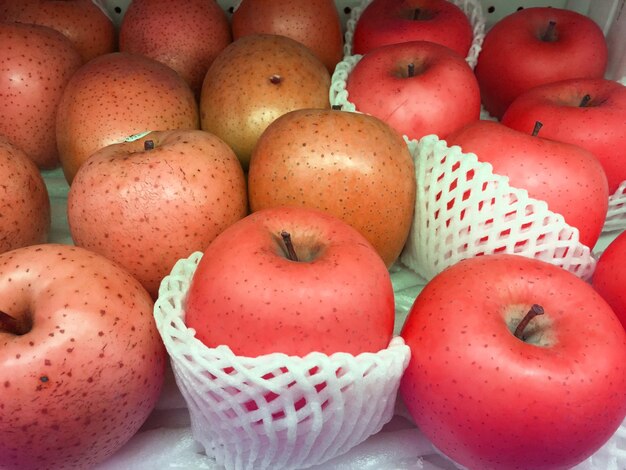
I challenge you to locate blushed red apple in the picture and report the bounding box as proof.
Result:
[120,0,231,96]
[502,78,626,195]
[247,108,416,268]
[67,129,248,298]
[345,40,481,141]
[401,253,626,470]
[593,230,626,330]
[475,7,608,118]
[352,0,474,58]
[446,120,609,248]
[0,244,167,470]
[0,21,82,169]
[56,51,199,184]
[0,138,50,253]
[185,206,395,357]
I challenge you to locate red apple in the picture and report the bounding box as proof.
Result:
[475,7,608,118]
[352,0,474,58]
[593,230,626,330]
[247,108,416,268]
[119,0,232,97]
[0,243,167,470]
[185,206,395,357]
[446,120,609,248]
[4,0,116,63]
[67,129,248,299]
[231,0,344,73]
[0,138,50,253]
[401,253,626,470]
[0,22,82,169]
[345,40,481,141]
[56,51,199,184]
[502,78,626,195]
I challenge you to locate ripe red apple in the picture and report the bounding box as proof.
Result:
[247,108,416,268]
[3,0,116,63]
[0,243,167,470]
[231,0,344,73]
[119,0,232,97]
[446,120,609,248]
[401,253,626,470]
[200,34,331,170]
[475,7,608,118]
[345,40,481,141]
[0,138,50,253]
[0,22,82,169]
[67,129,248,299]
[56,51,199,184]
[502,78,626,195]
[351,0,474,58]
[185,206,395,357]
[593,230,626,330]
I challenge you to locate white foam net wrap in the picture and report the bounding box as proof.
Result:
[153,252,411,470]
[342,0,486,69]
[400,135,597,282]
[605,182,626,233]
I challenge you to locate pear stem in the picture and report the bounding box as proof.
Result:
[531,121,543,137]
[269,74,282,85]
[144,140,155,151]
[280,231,299,262]
[542,21,557,42]
[579,94,592,107]
[0,310,30,336]
[514,304,544,340]
[331,104,342,110]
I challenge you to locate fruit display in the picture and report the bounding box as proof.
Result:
[0,0,625,469]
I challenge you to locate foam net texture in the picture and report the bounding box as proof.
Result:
[153,252,411,470]
[399,135,597,282]
[342,0,486,69]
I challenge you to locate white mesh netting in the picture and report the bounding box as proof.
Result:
[399,134,597,282]
[153,252,411,470]
[342,0,486,69]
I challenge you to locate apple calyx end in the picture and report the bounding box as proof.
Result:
[0,310,32,336]
[514,304,544,341]
[144,139,155,151]
[579,94,592,107]
[280,230,299,262]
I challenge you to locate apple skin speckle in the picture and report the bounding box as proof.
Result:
[0,244,166,470]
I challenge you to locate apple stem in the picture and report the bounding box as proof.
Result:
[408,63,415,78]
[144,140,155,151]
[531,121,543,137]
[542,21,557,42]
[280,231,299,262]
[269,74,282,85]
[514,304,544,340]
[579,94,592,107]
[413,8,421,20]
[0,310,29,336]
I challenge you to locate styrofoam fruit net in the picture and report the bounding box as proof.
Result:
[399,134,597,282]
[343,0,486,69]
[153,251,411,470]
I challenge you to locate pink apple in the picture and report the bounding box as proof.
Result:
[0,138,50,253]
[185,206,395,357]
[502,78,626,195]
[345,40,481,140]
[593,230,626,330]
[401,253,626,470]
[119,0,232,97]
[475,7,608,119]
[446,120,609,248]
[67,129,248,299]
[352,0,474,58]
[0,244,167,470]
